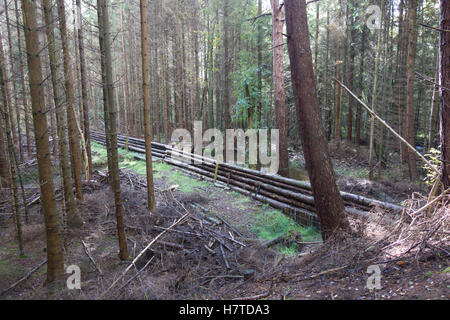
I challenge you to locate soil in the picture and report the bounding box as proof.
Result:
[0,148,448,300]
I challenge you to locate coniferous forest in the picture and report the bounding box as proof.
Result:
[0,0,448,302]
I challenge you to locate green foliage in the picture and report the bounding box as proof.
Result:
[423,148,441,186]
[252,209,320,243]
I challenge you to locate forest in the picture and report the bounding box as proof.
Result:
[0,0,448,301]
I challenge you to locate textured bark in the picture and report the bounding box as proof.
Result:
[441,0,450,189]
[42,0,80,228]
[0,109,9,187]
[0,37,24,255]
[97,0,128,260]
[347,5,355,143]
[257,0,262,127]
[355,27,366,146]
[285,0,349,240]
[140,0,156,212]
[224,0,231,161]
[405,0,419,181]
[3,0,23,162]
[334,0,342,144]
[368,0,385,181]
[428,54,439,149]
[14,0,32,156]
[271,0,289,177]
[21,0,64,283]
[76,0,92,178]
[120,4,131,137]
[57,0,83,200]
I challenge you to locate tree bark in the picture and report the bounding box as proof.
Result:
[76,0,92,178]
[21,0,64,283]
[57,0,84,200]
[285,0,350,240]
[441,0,450,189]
[97,0,129,260]
[270,0,289,177]
[43,0,81,228]
[405,0,419,181]
[140,0,156,212]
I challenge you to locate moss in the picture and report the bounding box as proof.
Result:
[251,208,321,255]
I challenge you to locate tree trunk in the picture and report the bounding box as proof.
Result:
[405,0,419,181]
[368,0,385,181]
[21,0,64,283]
[140,0,156,212]
[224,0,231,161]
[43,0,81,228]
[285,0,350,240]
[271,0,289,177]
[3,0,23,162]
[57,0,84,200]
[14,0,32,157]
[76,0,92,178]
[0,31,24,255]
[441,0,450,189]
[97,0,128,260]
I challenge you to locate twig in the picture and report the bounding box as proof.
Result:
[81,240,103,277]
[99,213,189,298]
[118,257,154,291]
[220,244,230,269]
[412,188,449,216]
[0,260,47,296]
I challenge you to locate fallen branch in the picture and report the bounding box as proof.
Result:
[413,188,449,217]
[81,240,103,277]
[0,260,47,296]
[334,78,440,176]
[100,213,189,298]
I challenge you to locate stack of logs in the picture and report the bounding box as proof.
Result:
[90,131,403,229]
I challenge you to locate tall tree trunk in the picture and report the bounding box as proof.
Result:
[347,4,355,143]
[441,0,450,189]
[43,0,81,228]
[120,4,131,138]
[368,0,385,181]
[405,0,419,181]
[21,0,64,283]
[224,0,231,161]
[355,27,366,146]
[285,0,349,240]
[57,0,83,200]
[271,0,289,177]
[0,31,24,255]
[334,0,342,145]
[14,0,32,156]
[0,108,9,187]
[97,0,128,260]
[428,53,439,149]
[3,0,23,162]
[140,0,156,212]
[76,0,92,178]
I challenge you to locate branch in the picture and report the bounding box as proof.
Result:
[419,23,450,33]
[99,213,189,298]
[334,78,440,176]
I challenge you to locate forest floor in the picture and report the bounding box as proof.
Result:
[0,142,448,300]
